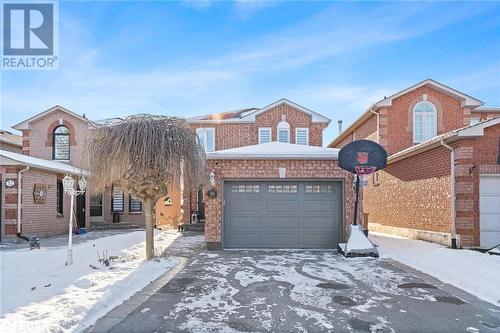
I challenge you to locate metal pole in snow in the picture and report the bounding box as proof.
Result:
[353,176,360,226]
[67,194,74,265]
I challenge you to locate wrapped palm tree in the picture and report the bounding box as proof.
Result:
[85,115,205,259]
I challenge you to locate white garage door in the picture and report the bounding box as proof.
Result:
[480,175,500,247]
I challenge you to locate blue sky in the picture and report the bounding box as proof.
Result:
[2,0,499,143]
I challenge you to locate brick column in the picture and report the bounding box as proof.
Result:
[1,167,20,240]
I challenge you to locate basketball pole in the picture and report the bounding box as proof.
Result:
[353,175,360,226]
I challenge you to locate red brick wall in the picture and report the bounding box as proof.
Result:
[454,124,500,246]
[204,159,357,247]
[383,85,470,154]
[334,115,377,149]
[364,147,452,234]
[190,103,326,150]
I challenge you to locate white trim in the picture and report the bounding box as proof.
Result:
[277,121,290,143]
[249,99,331,123]
[13,105,96,130]
[258,127,272,144]
[375,79,483,108]
[0,149,87,175]
[206,142,339,160]
[295,127,309,145]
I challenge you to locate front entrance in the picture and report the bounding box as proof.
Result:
[223,181,342,249]
[76,193,86,228]
[480,175,500,247]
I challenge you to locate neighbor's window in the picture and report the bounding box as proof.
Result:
[196,128,215,152]
[111,187,124,212]
[258,128,272,144]
[53,126,70,160]
[129,195,142,213]
[295,128,309,145]
[413,101,437,143]
[56,179,64,215]
[277,121,290,143]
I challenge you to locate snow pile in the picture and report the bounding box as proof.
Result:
[0,230,179,333]
[370,232,500,306]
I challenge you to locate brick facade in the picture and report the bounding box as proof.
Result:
[204,159,358,248]
[190,103,326,150]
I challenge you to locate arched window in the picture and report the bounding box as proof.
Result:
[413,101,437,143]
[53,126,70,160]
[277,121,290,143]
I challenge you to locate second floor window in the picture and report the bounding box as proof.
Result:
[295,128,309,145]
[196,128,215,152]
[258,128,271,144]
[277,121,290,143]
[53,126,70,160]
[413,101,437,143]
[111,187,124,212]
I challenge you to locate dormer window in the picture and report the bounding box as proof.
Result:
[196,128,215,152]
[295,128,309,145]
[277,121,290,143]
[413,101,437,143]
[258,128,272,144]
[53,125,70,160]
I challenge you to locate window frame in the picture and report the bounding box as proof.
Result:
[413,101,437,144]
[56,179,64,215]
[128,195,142,213]
[258,127,272,144]
[295,128,309,145]
[111,187,125,213]
[52,125,70,160]
[277,121,290,144]
[196,127,216,152]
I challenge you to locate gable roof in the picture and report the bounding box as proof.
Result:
[187,99,331,124]
[388,117,500,163]
[12,105,96,130]
[206,142,339,160]
[328,79,485,148]
[0,149,87,175]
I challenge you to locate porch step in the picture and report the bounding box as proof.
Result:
[183,223,205,232]
[90,222,143,231]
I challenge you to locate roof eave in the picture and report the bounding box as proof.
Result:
[207,154,338,160]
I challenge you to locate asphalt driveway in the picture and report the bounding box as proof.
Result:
[106,250,500,333]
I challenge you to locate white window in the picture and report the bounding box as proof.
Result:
[53,126,70,160]
[295,128,309,145]
[112,187,124,212]
[196,128,215,152]
[258,128,272,144]
[413,101,437,143]
[277,121,290,143]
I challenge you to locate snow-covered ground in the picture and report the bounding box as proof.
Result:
[369,232,500,307]
[0,230,179,333]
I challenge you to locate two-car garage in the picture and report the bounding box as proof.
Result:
[223,181,343,249]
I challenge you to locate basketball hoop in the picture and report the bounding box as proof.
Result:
[354,166,377,187]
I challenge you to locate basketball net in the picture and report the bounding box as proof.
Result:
[354,166,377,187]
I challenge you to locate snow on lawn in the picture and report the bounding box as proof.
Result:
[369,232,500,307]
[0,230,179,333]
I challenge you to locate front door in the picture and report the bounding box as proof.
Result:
[90,194,103,222]
[76,193,86,228]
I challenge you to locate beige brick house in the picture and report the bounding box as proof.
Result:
[329,79,500,248]
[2,99,357,250]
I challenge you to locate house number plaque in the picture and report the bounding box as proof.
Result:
[207,187,217,199]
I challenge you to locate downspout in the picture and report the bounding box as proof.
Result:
[440,140,458,249]
[369,108,380,143]
[17,166,30,241]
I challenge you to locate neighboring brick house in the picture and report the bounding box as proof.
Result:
[329,79,500,248]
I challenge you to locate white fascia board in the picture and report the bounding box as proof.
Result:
[206,153,338,160]
[13,105,96,130]
[248,99,331,123]
[0,150,88,175]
